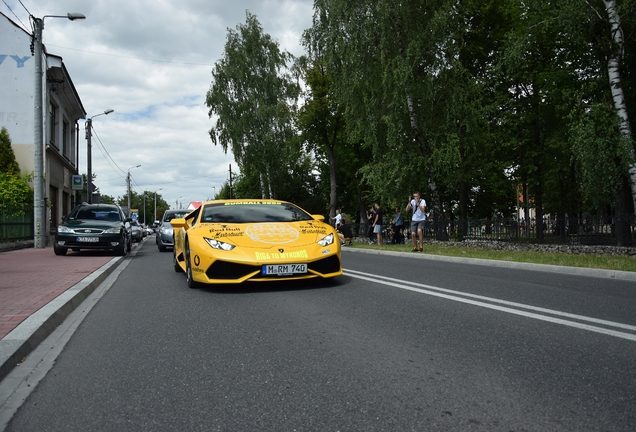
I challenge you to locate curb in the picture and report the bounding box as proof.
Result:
[0,241,34,253]
[344,247,636,282]
[0,255,123,382]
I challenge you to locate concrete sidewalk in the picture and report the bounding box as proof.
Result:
[0,245,127,381]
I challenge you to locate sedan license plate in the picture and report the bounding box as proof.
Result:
[77,237,99,243]
[262,263,307,276]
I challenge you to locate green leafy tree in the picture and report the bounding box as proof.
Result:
[0,127,20,175]
[206,11,301,199]
[0,127,32,213]
[0,172,33,210]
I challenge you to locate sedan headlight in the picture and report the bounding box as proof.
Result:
[57,225,74,233]
[160,226,172,234]
[104,227,120,234]
[318,233,335,247]
[204,238,236,251]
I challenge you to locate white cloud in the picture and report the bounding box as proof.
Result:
[2,0,313,207]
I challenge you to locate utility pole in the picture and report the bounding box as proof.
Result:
[127,171,131,215]
[154,188,162,222]
[126,165,140,216]
[32,13,86,247]
[85,109,114,203]
[229,164,233,199]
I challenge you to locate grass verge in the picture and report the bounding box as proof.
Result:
[349,242,636,272]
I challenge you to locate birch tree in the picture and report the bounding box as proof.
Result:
[206,11,300,199]
[601,0,636,211]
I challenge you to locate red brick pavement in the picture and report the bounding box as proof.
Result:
[0,248,114,340]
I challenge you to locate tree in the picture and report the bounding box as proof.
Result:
[0,172,33,210]
[0,127,20,176]
[0,127,32,212]
[206,11,300,199]
[296,55,344,220]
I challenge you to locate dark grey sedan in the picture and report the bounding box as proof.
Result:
[54,203,132,256]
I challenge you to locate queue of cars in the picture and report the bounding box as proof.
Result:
[55,199,343,288]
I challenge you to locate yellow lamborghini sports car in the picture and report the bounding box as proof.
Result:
[170,199,342,288]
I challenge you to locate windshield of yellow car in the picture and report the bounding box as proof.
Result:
[200,202,313,223]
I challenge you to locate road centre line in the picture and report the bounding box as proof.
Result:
[344,269,636,342]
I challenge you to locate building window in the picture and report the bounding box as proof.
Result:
[62,120,69,157]
[49,102,58,148]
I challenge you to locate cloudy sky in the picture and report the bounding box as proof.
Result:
[2,0,314,213]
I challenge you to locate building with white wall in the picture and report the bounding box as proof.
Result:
[0,12,86,245]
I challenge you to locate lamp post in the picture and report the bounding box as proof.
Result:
[86,109,113,203]
[176,196,182,209]
[127,165,141,217]
[32,12,85,248]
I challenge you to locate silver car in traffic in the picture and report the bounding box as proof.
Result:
[156,209,190,251]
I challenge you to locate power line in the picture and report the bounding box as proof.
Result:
[1,0,30,31]
[47,44,215,67]
[90,126,126,176]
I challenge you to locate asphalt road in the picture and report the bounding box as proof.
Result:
[5,239,636,431]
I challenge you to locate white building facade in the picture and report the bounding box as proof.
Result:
[0,12,86,245]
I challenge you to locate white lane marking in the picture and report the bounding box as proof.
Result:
[344,269,636,342]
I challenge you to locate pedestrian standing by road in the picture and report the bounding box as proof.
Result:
[373,201,383,246]
[330,209,342,228]
[406,191,426,252]
[393,206,404,244]
[367,207,376,244]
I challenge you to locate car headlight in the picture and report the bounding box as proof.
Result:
[204,238,236,251]
[318,233,335,247]
[57,225,74,233]
[104,227,120,234]
[160,226,172,234]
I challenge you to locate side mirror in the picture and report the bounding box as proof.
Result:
[125,217,133,223]
[312,214,326,222]
[170,218,188,230]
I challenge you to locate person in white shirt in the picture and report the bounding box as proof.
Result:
[406,191,426,252]
[330,209,342,228]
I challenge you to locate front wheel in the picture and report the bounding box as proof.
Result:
[185,238,201,289]
[115,235,128,256]
[173,246,183,273]
[53,244,67,256]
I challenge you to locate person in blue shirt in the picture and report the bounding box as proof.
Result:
[392,206,404,244]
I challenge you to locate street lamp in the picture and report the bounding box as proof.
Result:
[32,12,86,248]
[154,188,163,223]
[127,165,141,217]
[85,109,113,203]
[176,196,182,209]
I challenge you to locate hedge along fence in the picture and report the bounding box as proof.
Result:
[0,207,33,243]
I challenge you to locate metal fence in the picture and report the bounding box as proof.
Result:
[0,207,33,243]
[352,215,635,246]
